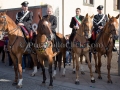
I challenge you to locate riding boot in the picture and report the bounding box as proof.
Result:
[112,40,117,52]
[55,37,60,52]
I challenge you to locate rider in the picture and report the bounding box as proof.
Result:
[15,1,33,44]
[92,5,117,52]
[43,5,61,52]
[69,8,84,50]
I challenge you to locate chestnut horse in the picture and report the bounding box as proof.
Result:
[0,12,37,88]
[72,13,95,84]
[34,16,66,88]
[93,14,119,83]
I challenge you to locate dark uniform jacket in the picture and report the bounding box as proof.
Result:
[70,15,84,33]
[15,11,33,31]
[93,14,108,31]
[69,15,84,42]
[43,15,57,33]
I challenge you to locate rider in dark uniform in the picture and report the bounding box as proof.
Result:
[92,5,117,51]
[43,5,61,52]
[69,8,84,49]
[15,1,33,43]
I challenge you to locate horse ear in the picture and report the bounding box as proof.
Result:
[86,13,88,17]
[38,14,42,20]
[108,14,111,19]
[115,14,120,19]
[90,14,94,18]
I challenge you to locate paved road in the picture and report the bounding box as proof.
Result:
[0,61,120,90]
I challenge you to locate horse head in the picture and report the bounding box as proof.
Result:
[81,13,94,39]
[37,15,52,38]
[106,14,120,40]
[0,12,8,40]
[0,11,17,40]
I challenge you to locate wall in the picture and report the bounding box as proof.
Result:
[0,0,62,34]
[0,0,119,35]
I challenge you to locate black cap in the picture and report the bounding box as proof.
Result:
[21,1,29,7]
[97,5,103,10]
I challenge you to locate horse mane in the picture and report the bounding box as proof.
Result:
[5,14,17,26]
[81,17,89,32]
[103,16,114,32]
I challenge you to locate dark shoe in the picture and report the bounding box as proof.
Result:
[112,47,117,52]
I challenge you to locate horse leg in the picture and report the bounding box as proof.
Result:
[84,53,95,83]
[75,53,80,85]
[62,52,66,77]
[80,55,85,75]
[107,53,112,83]
[93,53,98,73]
[98,53,102,79]
[39,59,46,85]
[31,54,37,77]
[16,54,23,88]
[53,56,57,79]
[72,52,75,74]
[48,56,53,88]
[10,54,18,86]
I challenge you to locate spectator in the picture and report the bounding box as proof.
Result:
[4,35,13,66]
[22,54,33,72]
[65,35,71,65]
[0,37,5,63]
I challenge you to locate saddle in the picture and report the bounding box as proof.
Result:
[20,26,33,42]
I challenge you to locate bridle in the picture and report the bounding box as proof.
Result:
[76,21,92,39]
[0,15,19,37]
[102,20,118,54]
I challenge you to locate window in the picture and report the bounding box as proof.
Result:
[117,0,120,10]
[114,0,119,10]
[83,0,94,6]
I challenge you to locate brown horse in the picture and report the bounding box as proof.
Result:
[34,16,66,88]
[0,12,38,88]
[72,13,95,84]
[93,14,119,83]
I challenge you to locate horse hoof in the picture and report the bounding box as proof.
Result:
[16,85,22,89]
[98,76,102,79]
[75,81,80,85]
[72,71,76,74]
[31,74,35,77]
[107,80,113,84]
[81,71,85,75]
[95,70,98,73]
[91,79,95,83]
[62,75,65,77]
[48,85,53,89]
[12,82,18,86]
[40,83,46,86]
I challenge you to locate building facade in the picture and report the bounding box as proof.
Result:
[0,0,119,35]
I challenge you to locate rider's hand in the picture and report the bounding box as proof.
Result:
[18,23,24,26]
[98,26,103,29]
[74,26,79,29]
[76,26,79,29]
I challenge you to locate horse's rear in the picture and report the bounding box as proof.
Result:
[53,33,66,78]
